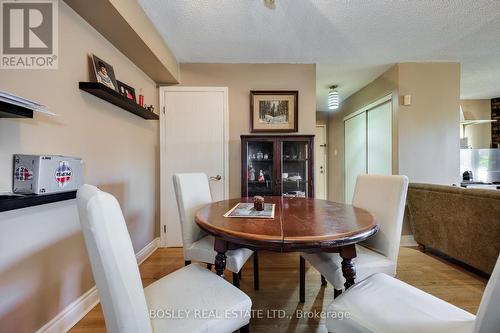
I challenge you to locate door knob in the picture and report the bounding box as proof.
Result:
[209,175,222,181]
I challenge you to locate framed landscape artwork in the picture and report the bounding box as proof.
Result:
[250,90,298,133]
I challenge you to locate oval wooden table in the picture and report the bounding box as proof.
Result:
[195,196,378,301]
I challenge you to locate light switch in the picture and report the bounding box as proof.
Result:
[403,95,412,106]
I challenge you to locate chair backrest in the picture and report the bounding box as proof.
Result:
[474,254,500,333]
[352,174,409,262]
[77,185,152,333]
[173,173,212,251]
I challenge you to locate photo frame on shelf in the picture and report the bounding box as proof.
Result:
[91,54,118,92]
[250,90,298,133]
[117,80,136,103]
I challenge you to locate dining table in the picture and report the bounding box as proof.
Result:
[195,196,378,302]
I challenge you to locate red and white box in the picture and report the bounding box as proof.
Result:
[13,154,83,195]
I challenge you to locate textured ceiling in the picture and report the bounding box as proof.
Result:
[139,0,500,111]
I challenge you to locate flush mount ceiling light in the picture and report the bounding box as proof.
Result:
[328,85,339,110]
[264,0,276,9]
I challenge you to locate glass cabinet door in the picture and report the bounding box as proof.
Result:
[281,141,309,198]
[245,141,274,196]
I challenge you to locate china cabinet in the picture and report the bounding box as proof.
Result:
[241,135,314,198]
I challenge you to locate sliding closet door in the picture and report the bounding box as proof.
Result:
[344,112,367,203]
[367,100,392,175]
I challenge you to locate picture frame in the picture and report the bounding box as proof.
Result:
[117,80,136,103]
[91,54,118,92]
[250,90,298,133]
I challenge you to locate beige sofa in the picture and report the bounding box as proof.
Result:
[406,183,500,274]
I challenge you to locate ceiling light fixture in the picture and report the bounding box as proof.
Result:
[328,85,339,110]
[264,0,276,9]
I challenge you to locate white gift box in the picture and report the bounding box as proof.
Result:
[13,154,83,195]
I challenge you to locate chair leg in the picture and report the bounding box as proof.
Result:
[184,260,191,266]
[334,289,342,298]
[418,243,426,253]
[321,275,327,286]
[240,323,250,333]
[253,252,259,291]
[233,272,240,288]
[299,256,305,303]
[206,263,212,270]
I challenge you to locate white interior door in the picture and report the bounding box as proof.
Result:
[367,100,392,175]
[160,87,229,247]
[315,125,327,199]
[344,112,367,203]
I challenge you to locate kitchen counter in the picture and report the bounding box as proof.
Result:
[460,182,500,190]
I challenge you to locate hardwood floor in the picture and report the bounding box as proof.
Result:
[70,247,487,333]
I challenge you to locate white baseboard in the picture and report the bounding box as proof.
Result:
[37,286,99,333]
[400,235,418,247]
[136,237,160,264]
[37,237,160,333]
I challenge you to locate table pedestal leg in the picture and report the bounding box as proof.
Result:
[340,244,357,289]
[214,238,228,277]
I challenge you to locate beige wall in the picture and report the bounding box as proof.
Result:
[460,99,492,148]
[179,63,316,197]
[316,111,330,125]
[0,3,159,332]
[398,63,461,185]
[328,63,460,235]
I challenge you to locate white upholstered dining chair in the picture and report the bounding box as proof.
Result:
[301,174,409,295]
[173,173,259,289]
[326,254,500,333]
[77,184,252,333]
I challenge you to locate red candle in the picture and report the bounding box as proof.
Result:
[138,94,144,106]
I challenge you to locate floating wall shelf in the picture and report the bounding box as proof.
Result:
[0,191,76,212]
[0,101,34,118]
[79,82,159,120]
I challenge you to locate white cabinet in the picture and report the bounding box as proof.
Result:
[344,97,393,203]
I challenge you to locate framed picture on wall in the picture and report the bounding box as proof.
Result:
[250,90,298,133]
[91,54,118,92]
[117,80,136,103]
